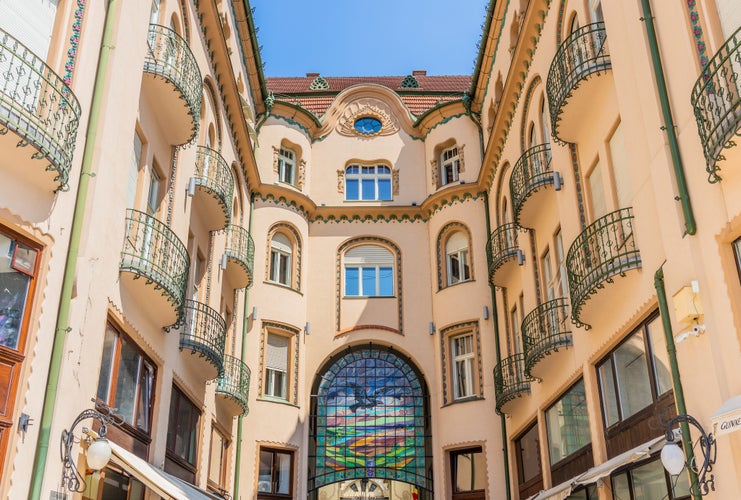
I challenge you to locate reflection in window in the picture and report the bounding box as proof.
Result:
[345,164,392,201]
[515,424,541,485]
[0,233,35,351]
[446,232,471,285]
[451,448,486,497]
[546,380,590,464]
[258,448,292,497]
[611,457,691,500]
[344,245,394,297]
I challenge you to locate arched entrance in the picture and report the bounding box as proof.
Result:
[308,345,433,499]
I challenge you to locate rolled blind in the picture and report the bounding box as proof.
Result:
[345,245,393,265]
[271,233,292,254]
[446,232,468,253]
[266,333,289,371]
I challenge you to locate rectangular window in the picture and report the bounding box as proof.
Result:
[258,448,293,498]
[554,229,566,297]
[608,122,631,209]
[344,266,393,297]
[270,250,291,285]
[450,447,486,498]
[451,334,475,400]
[96,322,155,434]
[611,457,691,500]
[515,424,542,486]
[146,166,161,216]
[545,380,591,465]
[0,233,38,351]
[587,161,606,221]
[345,164,392,201]
[278,148,295,185]
[441,146,461,185]
[264,333,289,400]
[447,249,470,285]
[542,247,554,301]
[127,131,143,208]
[208,426,229,489]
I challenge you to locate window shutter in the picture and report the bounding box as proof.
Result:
[271,233,292,254]
[446,232,468,253]
[345,245,393,264]
[266,334,289,371]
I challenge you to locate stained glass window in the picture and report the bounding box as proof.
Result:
[354,117,383,135]
[309,346,432,497]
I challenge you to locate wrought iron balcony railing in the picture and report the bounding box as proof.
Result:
[494,353,531,414]
[522,298,572,375]
[691,26,741,182]
[0,28,81,191]
[120,209,189,326]
[143,24,201,144]
[194,146,234,225]
[223,224,255,287]
[181,299,226,376]
[487,222,522,282]
[566,208,641,328]
[547,22,611,143]
[216,354,251,414]
[511,143,555,224]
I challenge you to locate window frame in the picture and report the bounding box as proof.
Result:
[277,147,296,185]
[441,146,461,186]
[545,379,592,467]
[732,236,741,285]
[207,424,230,491]
[610,456,691,500]
[344,163,393,201]
[444,230,472,286]
[165,385,201,474]
[450,447,486,499]
[343,245,395,298]
[451,333,476,400]
[268,233,293,287]
[515,422,543,494]
[259,323,299,405]
[264,332,289,400]
[257,447,294,499]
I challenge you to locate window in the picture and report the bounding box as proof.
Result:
[611,457,691,500]
[542,229,567,300]
[450,447,486,499]
[95,468,146,500]
[545,380,591,465]
[587,161,606,220]
[258,448,293,498]
[515,424,542,489]
[451,334,475,400]
[597,314,672,428]
[344,245,394,297]
[510,301,523,355]
[446,232,471,285]
[345,164,392,201]
[126,131,143,208]
[146,165,161,216]
[208,426,229,490]
[96,322,155,434]
[441,146,461,185]
[277,147,295,185]
[264,333,289,400]
[733,237,741,284]
[269,233,292,286]
[166,386,200,481]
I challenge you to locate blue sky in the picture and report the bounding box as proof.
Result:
[250,0,490,77]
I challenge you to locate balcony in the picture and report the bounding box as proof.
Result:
[547,22,612,143]
[511,143,558,227]
[487,222,524,285]
[180,300,226,380]
[222,224,254,289]
[691,26,741,182]
[216,354,251,415]
[494,353,532,414]
[0,28,80,191]
[522,298,572,378]
[120,209,189,328]
[142,24,201,146]
[566,208,641,328]
[191,146,233,230]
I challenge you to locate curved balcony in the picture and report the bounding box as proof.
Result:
[691,26,741,182]
[522,298,572,378]
[567,208,641,328]
[120,209,189,328]
[494,353,532,415]
[192,146,233,230]
[0,28,80,191]
[180,300,226,380]
[487,222,523,285]
[216,354,251,415]
[142,24,201,146]
[511,143,557,227]
[222,224,254,289]
[547,22,611,144]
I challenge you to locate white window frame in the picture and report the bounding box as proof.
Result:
[344,265,394,297]
[269,234,292,286]
[277,147,296,185]
[344,164,393,201]
[441,146,461,185]
[446,232,471,286]
[264,332,289,400]
[451,333,476,400]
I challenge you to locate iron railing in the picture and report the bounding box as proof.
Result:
[487,222,522,282]
[120,209,189,327]
[223,224,255,287]
[0,28,80,190]
[691,26,741,182]
[216,354,251,414]
[566,207,641,328]
[547,22,611,143]
[511,143,554,224]
[522,298,572,375]
[494,353,531,414]
[194,146,234,225]
[143,24,201,144]
[181,299,226,376]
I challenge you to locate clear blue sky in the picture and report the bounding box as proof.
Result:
[250,0,490,77]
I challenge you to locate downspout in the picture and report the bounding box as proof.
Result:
[483,191,511,500]
[639,0,697,236]
[233,193,255,499]
[654,265,701,500]
[29,2,119,498]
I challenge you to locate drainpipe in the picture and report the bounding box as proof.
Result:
[233,194,255,499]
[483,191,511,500]
[639,0,697,236]
[654,265,701,500]
[29,1,119,498]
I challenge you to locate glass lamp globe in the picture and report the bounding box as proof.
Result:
[86,437,112,471]
[661,441,686,476]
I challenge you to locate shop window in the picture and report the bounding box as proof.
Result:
[258,448,293,498]
[450,447,486,500]
[515,423,542,495]
[165,386,201,483]
[545,380,591,465]
[611,457,691,500]
[94,467,146,500]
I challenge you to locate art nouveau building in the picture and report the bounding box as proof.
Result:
[0,0,740,499]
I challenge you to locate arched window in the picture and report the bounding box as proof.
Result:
[269,233,292,286]
[345,164,392,201]
[446,232,471,285]
[277,147,296,185]
[344,245,394,297]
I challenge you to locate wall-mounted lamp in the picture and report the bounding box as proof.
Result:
[220,253,228,270]
[516,249,526,266]
[661,413,716,496]
[186,177,197,197]
[251,306,258,321]
[553,171,564,191]
[429,322,436,335]
[61,403,124,492]
[483,306,490,320]
[304,322,310,335]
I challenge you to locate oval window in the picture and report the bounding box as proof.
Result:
[354,117,382,135]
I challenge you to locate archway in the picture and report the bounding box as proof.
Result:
[308,345,433,499]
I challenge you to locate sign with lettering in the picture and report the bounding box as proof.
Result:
[712,395,741,437]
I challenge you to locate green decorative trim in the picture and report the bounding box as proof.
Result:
[181,299,227,376]
[426,191,482,218]
[494,353,533,414]
[439,320,483,405]
[522,297,571,376]
[216,354,251,414]
[254,192,311,219]
[400,75,420,88]
[269,114,313,141]
[309,75,329,90]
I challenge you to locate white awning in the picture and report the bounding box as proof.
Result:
[109,441,222,500]
[573,434,667,486]
[526,479,572,500]
[712,395,741,436]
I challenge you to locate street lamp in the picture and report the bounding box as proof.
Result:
[661,413,716,496]
[60,403,123,492]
